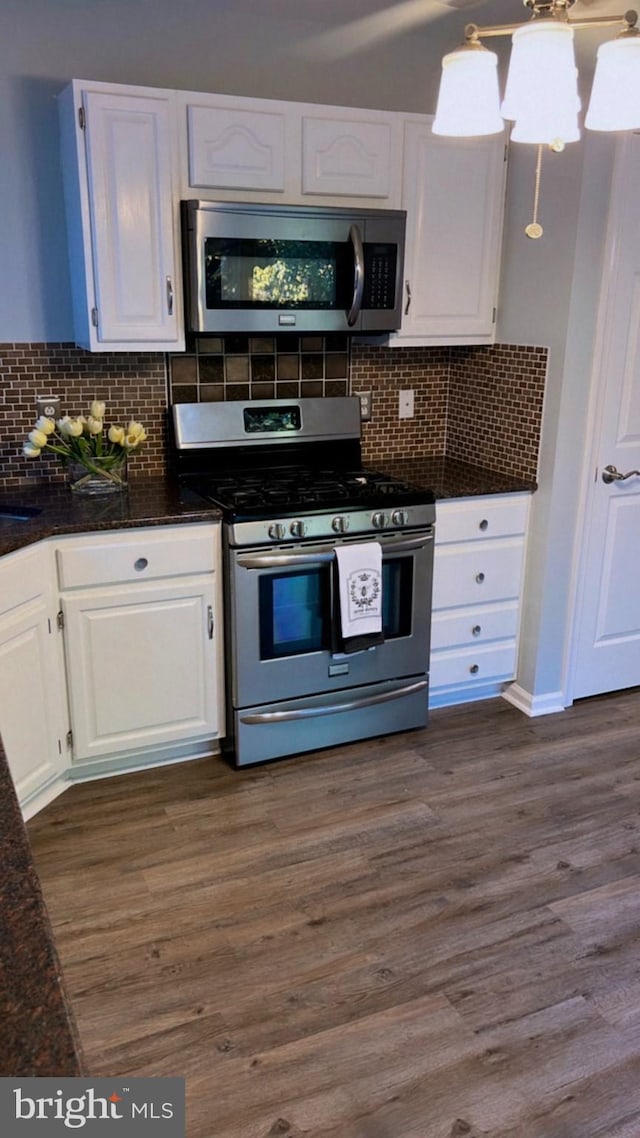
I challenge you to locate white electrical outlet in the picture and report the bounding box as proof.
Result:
[398,389,414,419]
[36,396,61,421]
[358,391,373,421]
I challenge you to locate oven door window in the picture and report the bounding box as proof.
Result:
[204,238,353,311]
[258,556,414,661]
[382,557,413,639]
[259,569,331,659]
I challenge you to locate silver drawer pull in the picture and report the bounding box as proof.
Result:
[479,519,489,531]
[470,664,480,674]
[475,572,485,584]
[472,625,482,637]
[134,557,148,572]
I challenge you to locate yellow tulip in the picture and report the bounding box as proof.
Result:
[23,442,41,458]
[34,416,56,435]
[28,428,48,448]
[68,418,84,437]
[86,415,103,435]
[90,400,106,420]
[108,424,125,445]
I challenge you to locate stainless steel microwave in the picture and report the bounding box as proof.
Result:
[181,199,406,336]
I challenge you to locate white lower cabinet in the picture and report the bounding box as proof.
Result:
[56,524,224,770]
[430,494,530,706]
[0,544,68,817]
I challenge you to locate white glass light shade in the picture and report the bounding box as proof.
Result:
[502,20,581,144]
[433,46,504,137]
[586,37,640,131]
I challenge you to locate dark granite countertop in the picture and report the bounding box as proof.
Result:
[0,476,222,558]
[376,454,537,499]
[0,461,535,560]
[0,735,84,1075]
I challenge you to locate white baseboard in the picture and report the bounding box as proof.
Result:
[502,683,567,718]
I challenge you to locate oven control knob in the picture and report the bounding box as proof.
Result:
[332,515,349,533]
[268,522,286,540]
[391,509,409,527]
[371,511,387,530]
[289,519,307,538]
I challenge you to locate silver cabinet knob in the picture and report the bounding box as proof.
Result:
[472,625,482,637]
[134,557,148,572]
[268,522,286,540]
[479,518,489,531]
[475,572,485,584]
[391,509,408,526]
[371,511,387,529]
[469,663,480,674]
[289,519,307,538]
[332,515,349,533]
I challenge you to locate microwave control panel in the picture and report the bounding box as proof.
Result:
[363,245,398,310]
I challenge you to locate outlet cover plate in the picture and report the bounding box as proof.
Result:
[399,389,414,419]
[358,391,372,422]
[36,396,61,421]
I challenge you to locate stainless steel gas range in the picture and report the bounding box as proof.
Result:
[172,397,436,767]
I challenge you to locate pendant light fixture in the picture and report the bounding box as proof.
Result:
[433,1,640,235]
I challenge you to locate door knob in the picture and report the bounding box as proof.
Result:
[602,464,640,484]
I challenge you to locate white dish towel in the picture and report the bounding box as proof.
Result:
[335,541,383,640]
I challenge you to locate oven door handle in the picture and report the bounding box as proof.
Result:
[236,532,433,570]
[239,679,428,724]
[346,224,365,327]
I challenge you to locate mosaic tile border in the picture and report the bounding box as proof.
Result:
[168,334,350,404]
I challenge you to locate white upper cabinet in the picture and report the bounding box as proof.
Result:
[177,90,402,207]
[187,101,287,193]
[300,111,396,200]
[58,80,184,352]
[390,118,507,347]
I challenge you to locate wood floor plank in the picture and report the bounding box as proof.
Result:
[26,688,640,1138]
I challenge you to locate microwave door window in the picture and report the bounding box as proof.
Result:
[204,238,352,311]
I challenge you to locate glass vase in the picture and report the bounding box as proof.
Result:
[67,454,128,495]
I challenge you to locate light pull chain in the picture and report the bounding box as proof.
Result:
[525,144,544,240]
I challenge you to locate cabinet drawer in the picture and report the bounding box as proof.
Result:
[430,602,519,651]
[430,641,517,690]
[56,525,217,588]
[436,494,529,545]
[433,538,524,610]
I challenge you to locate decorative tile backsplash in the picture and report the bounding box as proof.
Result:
[1,339,547,490]
[0,344,167,489]
[168,334,350,405]
[448,344,548,480]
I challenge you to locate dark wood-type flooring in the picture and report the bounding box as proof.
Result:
[27,690,640,1138]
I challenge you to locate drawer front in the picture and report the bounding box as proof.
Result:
[433,538,524,610]
[57,525,218,588]
[436,494,529,545]
[430,641,517,690]
[430,601,519,651]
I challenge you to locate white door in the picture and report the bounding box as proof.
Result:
[571,134,640,699]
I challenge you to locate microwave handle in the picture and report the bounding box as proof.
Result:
[346,224,365,327]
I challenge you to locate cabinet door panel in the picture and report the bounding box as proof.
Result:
[0,602,64,805]
[63,576,219,760]
[301,116,392,198]
[83,90,178,345]
[393,120,506,344]
[430,642,517,689]
[431,602,519,651]
[433,539,525,610]
[188,104,286,191]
